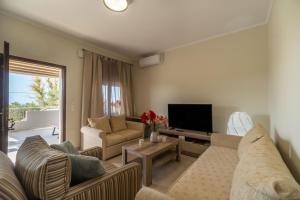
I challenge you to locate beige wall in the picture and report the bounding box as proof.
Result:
[268,0,300,181]
[133,25,269,133]
[0,14,133,147]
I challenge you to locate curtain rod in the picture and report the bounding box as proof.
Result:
[81,48,134,64]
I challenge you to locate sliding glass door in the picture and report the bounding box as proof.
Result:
[7,56,67,161]
[0,41,10,153]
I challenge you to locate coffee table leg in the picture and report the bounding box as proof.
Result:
[143,157,152,186]
[176,143,181,161]
[122,148,127,165]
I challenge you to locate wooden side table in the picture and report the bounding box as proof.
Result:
[122,137,181,186]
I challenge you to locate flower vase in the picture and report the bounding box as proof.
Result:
[150,131,159,143]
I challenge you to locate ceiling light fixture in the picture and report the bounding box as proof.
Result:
[103,0,128,12]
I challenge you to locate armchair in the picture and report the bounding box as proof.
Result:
[66,147,142,200]
[11,136,142,200]
[81,121,145,160]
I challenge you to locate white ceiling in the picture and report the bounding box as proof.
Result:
[0,0,272,58]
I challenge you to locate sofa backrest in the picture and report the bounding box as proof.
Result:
[237,124,266,158]
[15,135,72,200]
[231,125,300,200]
[0,151,28,200]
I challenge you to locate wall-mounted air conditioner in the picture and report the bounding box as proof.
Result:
[139,54,163,68]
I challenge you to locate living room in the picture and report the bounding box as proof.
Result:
[0,0,300,200]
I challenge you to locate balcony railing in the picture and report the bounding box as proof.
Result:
[9,107,59,121]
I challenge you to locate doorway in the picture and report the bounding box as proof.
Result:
[5,55,66,162]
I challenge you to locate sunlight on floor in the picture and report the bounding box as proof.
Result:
[8,127,60,163]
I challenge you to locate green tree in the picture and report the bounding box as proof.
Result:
[9,101,38,108]
[31,77,47,107]
[10,102,22,107]
[24,102,39,108]
[9,102,40,121]
[47,78,59,106]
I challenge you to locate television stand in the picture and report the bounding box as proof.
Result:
[159,128,211,157]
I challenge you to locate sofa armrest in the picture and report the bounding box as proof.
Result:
[65,162,142,200]
[81,126,108,149]
[211,133,242,149]
[81,126,106,137]
[135,187,174,200]
[80,146,102,160]
[126,121,145,136]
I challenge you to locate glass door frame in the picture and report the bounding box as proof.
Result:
[0,41,9,153]
[9,55,67,142]
[0,52,67,154]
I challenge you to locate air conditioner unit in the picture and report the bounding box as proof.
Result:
[139,54,163,68]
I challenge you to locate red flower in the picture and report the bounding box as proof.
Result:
[149,110,157,121]
[155,115,168,125]
[140,110,168,131]
[140,112,149,123]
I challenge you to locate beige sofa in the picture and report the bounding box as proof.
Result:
[136,125,300,200]
[81,121,145,160]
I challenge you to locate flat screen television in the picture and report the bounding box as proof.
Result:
[168,104,212,133]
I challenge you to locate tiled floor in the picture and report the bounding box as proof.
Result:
[108,154,196,192]
[8,127,60,162]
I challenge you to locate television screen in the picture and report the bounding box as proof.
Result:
[168,104,212,132]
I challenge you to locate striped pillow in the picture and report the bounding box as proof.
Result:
[15,135,72,200]
[0,151,27,200]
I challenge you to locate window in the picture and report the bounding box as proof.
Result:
[102,85,122,116]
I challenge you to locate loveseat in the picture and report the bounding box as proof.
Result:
[0,136,141,200]
[136,124,300,200]
[81,116,145,160]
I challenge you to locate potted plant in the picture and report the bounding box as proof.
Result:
[140,110,167,143]
[8,118,16,130]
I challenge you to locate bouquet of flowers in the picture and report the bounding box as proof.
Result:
[140,110,167,132]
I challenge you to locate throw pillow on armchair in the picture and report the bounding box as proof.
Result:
[50,141,105,184]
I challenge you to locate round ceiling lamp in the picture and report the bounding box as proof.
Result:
[103,0,128,12]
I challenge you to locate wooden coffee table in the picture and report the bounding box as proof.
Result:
[122,137,181,186]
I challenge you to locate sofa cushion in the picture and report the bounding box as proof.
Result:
[88,116,112,133]
[106,133,128,146]
[50,141,105,184]
[231,135,300,200]
[68,154,105,184]
[168,146,239,200]
[110,115,127,132]
[115,129,142,141]
[50,141,80,155]
[15,135,71,200]
[0,151,27,200]
[238,124,266,158]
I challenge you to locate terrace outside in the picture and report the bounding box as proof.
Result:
[8,72,61,162]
